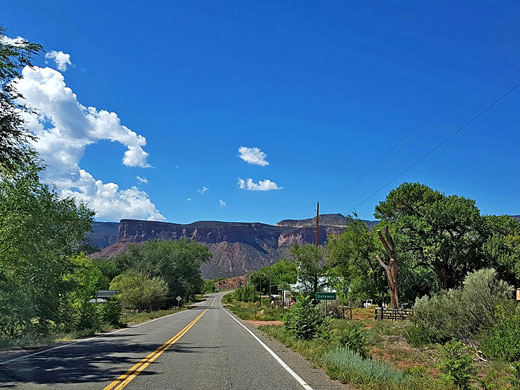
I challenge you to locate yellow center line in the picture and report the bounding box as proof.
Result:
[104,297,215,390]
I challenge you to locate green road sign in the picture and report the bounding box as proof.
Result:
[316,292,336,301]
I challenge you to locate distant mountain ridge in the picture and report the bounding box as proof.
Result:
[89,214,370,278]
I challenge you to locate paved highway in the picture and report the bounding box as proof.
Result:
[0,292,346,389]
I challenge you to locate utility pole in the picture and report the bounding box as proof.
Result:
[315,201,320,248]
[269,247,272,301]
[259,276,262,307]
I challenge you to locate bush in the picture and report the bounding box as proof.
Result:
[285,295,326,340]
[438,339,476,390]
[405,323,438,347]
[335,323,368,358]
[323,347,409,385]
[74,302,102,332]
[480,305,520,362]
[410,269,512,345]
[99,298,122,326]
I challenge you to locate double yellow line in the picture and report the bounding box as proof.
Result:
[105,298,214,390]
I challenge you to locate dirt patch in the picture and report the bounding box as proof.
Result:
[246,320,284,327]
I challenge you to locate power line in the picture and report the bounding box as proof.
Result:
[344,81,520,215]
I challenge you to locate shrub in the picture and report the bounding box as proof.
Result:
[110,270,168,311]
[99,298,122,326]
[405,323,439,347]
[410,269,512,344]
[323,347,409,385]
[74,302,102,332]
[335,322,368,358]
[285,295,326,340]
[438,339,476,390]
[480,305,520,362]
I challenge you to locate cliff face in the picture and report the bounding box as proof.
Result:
[92,215,367,279]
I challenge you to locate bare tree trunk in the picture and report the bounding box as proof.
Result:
[376,227,399,309]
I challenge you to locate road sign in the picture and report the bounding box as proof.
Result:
[96,290,118,299]
[176,296,182,302]
[316,292,336,301]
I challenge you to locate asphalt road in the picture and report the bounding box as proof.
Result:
[0,292,346,389]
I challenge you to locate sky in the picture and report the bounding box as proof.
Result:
[2,1,520,224]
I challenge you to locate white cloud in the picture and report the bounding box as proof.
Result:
[237,178,282,191]
[136,176,148,184]
[238,146,269,166]
[197,186,209,195]
[186,197,192,201]
[0,35,26,47]
[219,200,226,207]
[45,50,72,71]
[14,65,164,221]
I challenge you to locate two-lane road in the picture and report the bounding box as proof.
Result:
[0,292,344,389]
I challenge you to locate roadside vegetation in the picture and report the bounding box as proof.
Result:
[226,182,520,389]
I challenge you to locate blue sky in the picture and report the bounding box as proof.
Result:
[3,1,520,224]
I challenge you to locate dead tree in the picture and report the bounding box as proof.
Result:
[376,227,399,309]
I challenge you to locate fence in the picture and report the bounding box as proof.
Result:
[374,307,414,321]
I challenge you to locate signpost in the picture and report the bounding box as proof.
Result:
[176,296,182,308]
[316,292,336,301]
[317,292,336,317]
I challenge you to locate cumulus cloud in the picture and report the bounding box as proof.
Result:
[197,186,209,195]
[186,197,192,201]
[219,199,226,207]
[237,178,282,191]
[14,65,164,221]
[238,146,269,166]
[45,50,72,71]
[136,176,148,184]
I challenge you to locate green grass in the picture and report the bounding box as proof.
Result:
[323,347,409,385]
[259,324,452,390]
[225,299,285,321]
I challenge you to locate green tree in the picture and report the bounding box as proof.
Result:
[64,254,104,331]
[327,216,387,305]
[110,270,168,312]
[113,239,212,302]
[0,26,42,173]
[0,162,94,337]
[290,244,326,303]
[375,182,483,289]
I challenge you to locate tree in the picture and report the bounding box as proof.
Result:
[110,270,168,312]
[375,226,399,309]
[290,244,326,303]
[327,216,387,306]
[0,161,94,337]
[375,182,483,289]
[0,26,42,173]
[249,260,298,295]
[113,239,212,302]
[64,254,105,331]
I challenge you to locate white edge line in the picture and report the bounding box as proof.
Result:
[223,305,314,390]
[0,300,209,366]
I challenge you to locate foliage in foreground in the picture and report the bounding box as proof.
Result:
[480,305,520,362]
[438,339,476,390]
[285,295,326,340]
[407,268,513,345]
